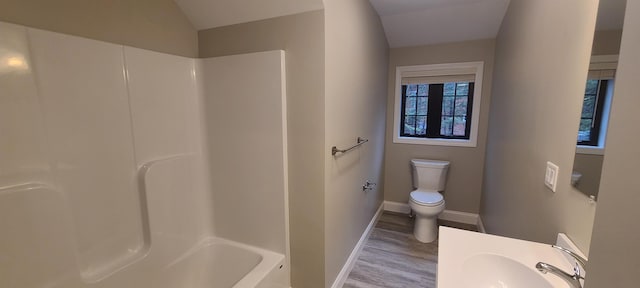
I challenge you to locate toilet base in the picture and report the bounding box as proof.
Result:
[413,216,438,243]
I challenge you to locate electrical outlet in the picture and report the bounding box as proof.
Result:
[545,161,559,192]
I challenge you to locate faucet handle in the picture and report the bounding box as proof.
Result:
[572,262,585,280]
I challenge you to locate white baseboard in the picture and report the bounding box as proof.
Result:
[477,216,486,233]
[383,201,479,225]
[383,200,411,214]
[440,210,478,225]
[330,203,384,288]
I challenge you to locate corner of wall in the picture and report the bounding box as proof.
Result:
[323,0,389,285]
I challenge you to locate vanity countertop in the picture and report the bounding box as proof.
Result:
[438,226,577,288]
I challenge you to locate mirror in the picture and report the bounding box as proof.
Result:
[571,0,626,200]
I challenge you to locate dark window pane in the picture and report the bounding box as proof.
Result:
[456,83,469,95]
[440,116,453,136]
[453,116,466,136]
[407,84,418,96]
[404,116,416,135]
[418,84,428,96]
[417,97,428,115]
[402,81,474,140]
[444,82,456,95]
[578,119,592,142]
[442,96,454,115]
[416,116,427,135]
[405,97,416,115]
[585,80,599,95]
[581,95,596,118]
[454,96,468,116]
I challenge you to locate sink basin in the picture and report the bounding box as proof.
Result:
[461,254,553,288]
[437,227,578,288]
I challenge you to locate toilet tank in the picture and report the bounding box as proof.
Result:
[411,159,450,191]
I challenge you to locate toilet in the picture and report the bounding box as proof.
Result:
[408,159,450,243]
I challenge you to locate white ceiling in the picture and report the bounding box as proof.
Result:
[174,0,324,30]
[596,0,626,31]
[175,0,624,44]
[369,0,510,48]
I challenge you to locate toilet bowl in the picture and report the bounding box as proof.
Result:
[409,190,445,242]
[409,159,450,243]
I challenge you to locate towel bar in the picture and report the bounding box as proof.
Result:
[331,137,368,156]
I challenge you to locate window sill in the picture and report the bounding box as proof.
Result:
[576,145,605,155]
[393,136,477,147]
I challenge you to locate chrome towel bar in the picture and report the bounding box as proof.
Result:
[332,137,368,156]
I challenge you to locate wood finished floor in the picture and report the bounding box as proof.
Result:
[342,212,477,288]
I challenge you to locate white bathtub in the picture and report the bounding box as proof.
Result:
[80,237,287,288]
[0,178,288,288]
[165,237,288,288]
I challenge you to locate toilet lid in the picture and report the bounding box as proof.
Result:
[410,190,444,206]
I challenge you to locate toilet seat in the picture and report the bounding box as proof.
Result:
[410,190,444,206]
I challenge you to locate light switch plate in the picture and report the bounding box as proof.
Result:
[545,161,559,192]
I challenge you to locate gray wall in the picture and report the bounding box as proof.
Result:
[383,39,495,213]
[199,11,326,288]
[592,29,623,55]
[323,0,388,285]
[0,0,198,57]
[585,1,640,285]
[481,0,599,254]
[572,154,604,198]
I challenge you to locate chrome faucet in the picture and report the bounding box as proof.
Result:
[536,245,587,288]
[536,262,584,288]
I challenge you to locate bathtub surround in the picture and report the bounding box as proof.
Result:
[202,51,289,258]
[383,39,496,214]
[481,0,599,254]
[0,22,288,287]
[199,11,327,287]
[0,0,198,57]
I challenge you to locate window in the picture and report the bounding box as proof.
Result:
[576,55,617,154]
[578,79,609,146]
[393,62,483,147]
[401,82,474,139]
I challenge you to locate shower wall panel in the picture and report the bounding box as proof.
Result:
[0,22,77,288]
[0,22,211,286]
[28,27,141,281]
[124,46,213,255]
[202,51,289,256]
[0,23,49,185]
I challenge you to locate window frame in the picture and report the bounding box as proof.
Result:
[576,54,618,155]
[399,82,475,139]
[393,62,484,147]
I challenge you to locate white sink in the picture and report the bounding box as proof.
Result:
[461,254,553,288]
[438,227,580,288]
